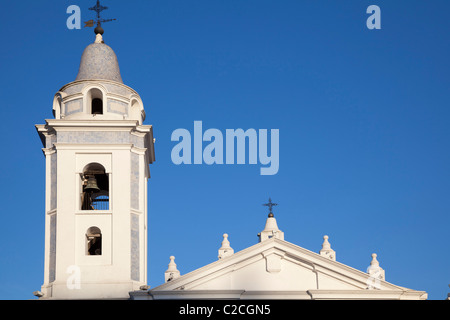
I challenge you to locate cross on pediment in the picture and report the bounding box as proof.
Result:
[263,198,278,217]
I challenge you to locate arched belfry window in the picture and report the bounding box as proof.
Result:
[87,88,104,115]
[81,163,109,210]
[86,227,102,255]
[92,98,103,115]
[52,93,63,118]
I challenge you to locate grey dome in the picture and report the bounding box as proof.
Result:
[76,42,123,83]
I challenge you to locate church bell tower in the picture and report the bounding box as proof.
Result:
[35,9,155,299]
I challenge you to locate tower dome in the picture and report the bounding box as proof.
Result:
[75,34,123,83]
[52,32,145,123]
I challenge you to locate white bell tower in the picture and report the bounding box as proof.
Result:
[35,27,155,299]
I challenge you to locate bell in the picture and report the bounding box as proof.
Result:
[85,175,100,193]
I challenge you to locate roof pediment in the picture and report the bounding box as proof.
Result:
[147,238,426,300]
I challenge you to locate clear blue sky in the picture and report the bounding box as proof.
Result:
[0,0,449,300]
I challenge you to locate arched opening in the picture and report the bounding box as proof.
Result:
[87,88,104,115]
[81,163,109,210]
[86,227,102,255]
[52,94,63,118]
[92,98,103,115]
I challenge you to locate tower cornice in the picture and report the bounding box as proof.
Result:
[59,79,139,96]
[44,119,146,129]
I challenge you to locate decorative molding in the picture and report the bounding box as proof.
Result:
[59,79,138,96]
[262,248,286,274]
[54,143,133,150]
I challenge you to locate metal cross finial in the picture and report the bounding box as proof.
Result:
[84,0,116,34]
[263,198,278,217]
[89,0,108,20]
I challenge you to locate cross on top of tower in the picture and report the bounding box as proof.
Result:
[84,0,117,35]
[90,0,108,19]
[263,198,278,217]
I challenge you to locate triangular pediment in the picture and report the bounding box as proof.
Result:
[148,238,426,300]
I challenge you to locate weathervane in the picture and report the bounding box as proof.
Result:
[263,198,278,217]
[84,0,116,35]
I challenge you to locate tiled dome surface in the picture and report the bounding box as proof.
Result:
[75,42,123,83]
